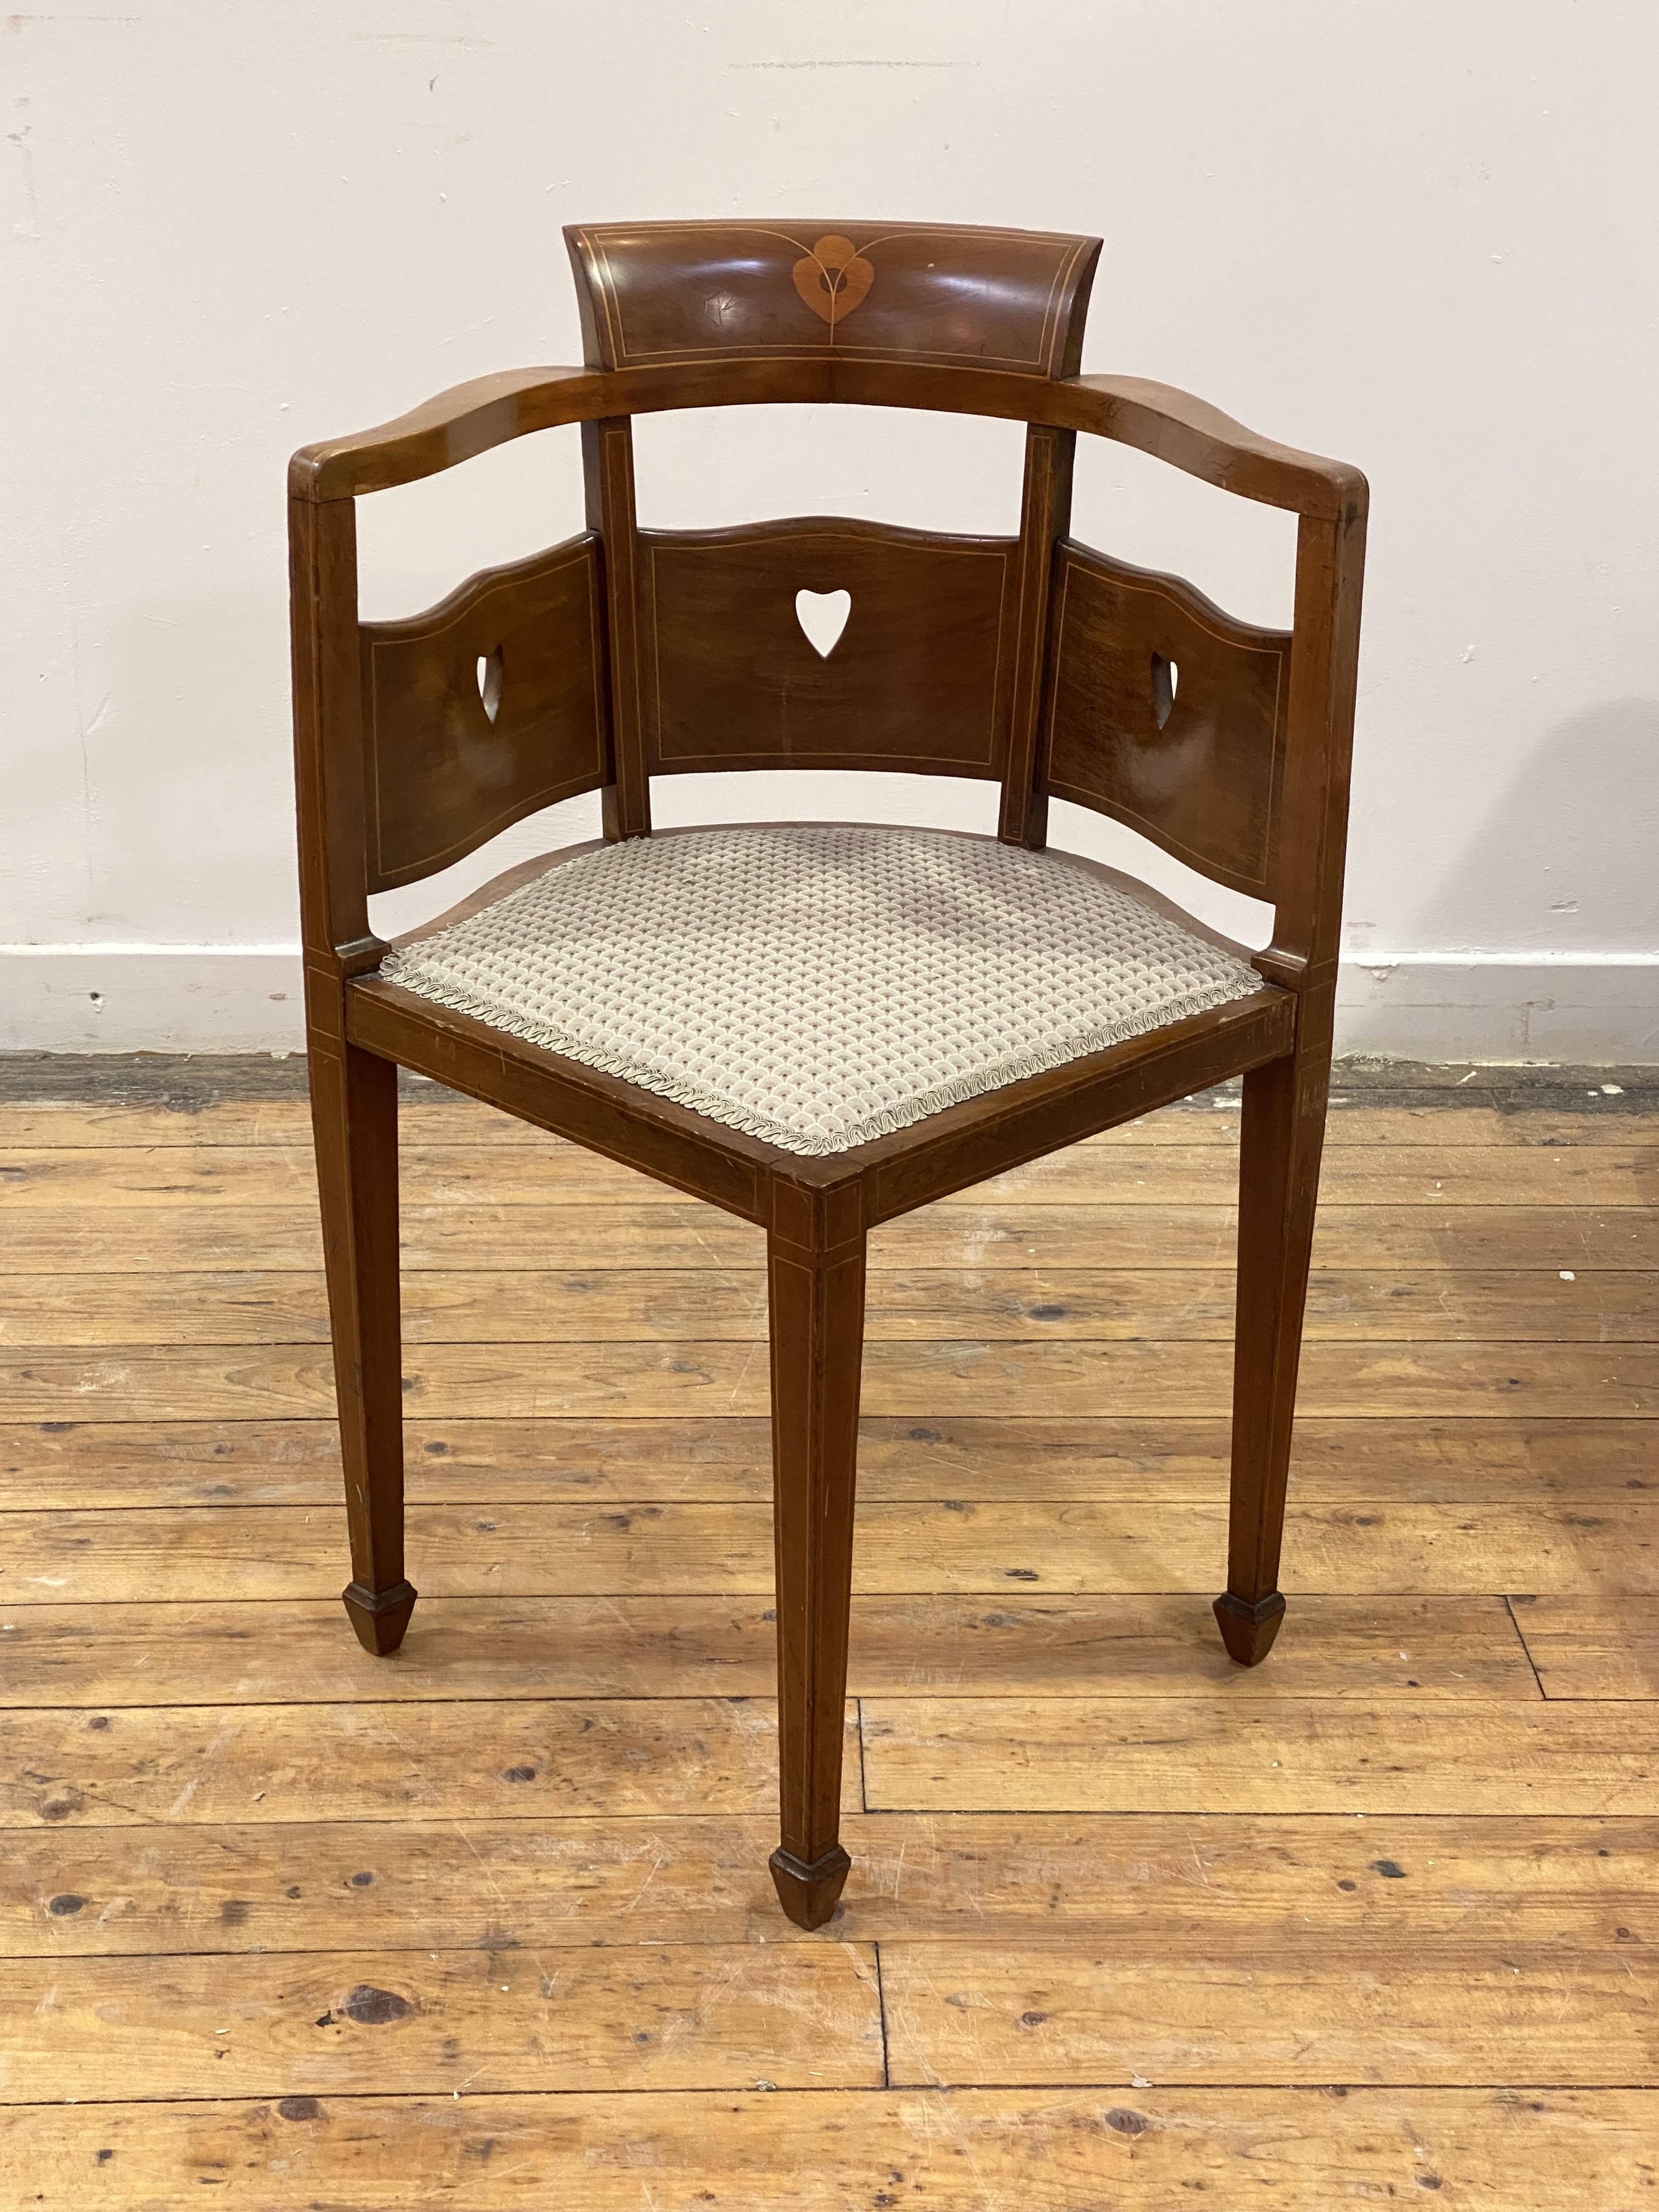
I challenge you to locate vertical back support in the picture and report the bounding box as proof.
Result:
[998,423,1076,848]
[584,417,651,840]
[1272,506,1369,988]
[290,495,372,969]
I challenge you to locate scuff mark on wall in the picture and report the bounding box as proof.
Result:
[7,114,39,241]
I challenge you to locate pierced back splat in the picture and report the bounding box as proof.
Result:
[637,515,1019,780]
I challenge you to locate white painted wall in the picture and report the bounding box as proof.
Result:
[4,0,1656,1059]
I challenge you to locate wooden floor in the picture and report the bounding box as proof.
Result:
[1,1054,1655,2208]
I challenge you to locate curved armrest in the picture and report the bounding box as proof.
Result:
[1062,374,1367,519]
[287,355,837,499]
[289,366,603,500]
[289,359,1367,519]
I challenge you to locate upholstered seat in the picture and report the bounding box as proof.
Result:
[383,824,1261,1157]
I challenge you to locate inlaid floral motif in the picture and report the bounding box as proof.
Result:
[791,235,876,328]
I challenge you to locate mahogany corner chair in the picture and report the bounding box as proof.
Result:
[289,220,1366,1931]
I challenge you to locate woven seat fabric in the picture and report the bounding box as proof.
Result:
[380,825,1260,1157]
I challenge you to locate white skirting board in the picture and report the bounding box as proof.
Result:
[1335,954,1658,1065]
[0,949,308,1056]
[1,946,1655,1064]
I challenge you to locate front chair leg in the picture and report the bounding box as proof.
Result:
[1217,1036,1330,1667]
[310,1030,416,1656]
[765,1193,866,1929]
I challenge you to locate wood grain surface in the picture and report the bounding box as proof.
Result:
[0,1064,1653,2207]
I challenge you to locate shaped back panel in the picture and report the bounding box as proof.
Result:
[567,220,1101,378]
[360,534,606,893]
[1042,543,1291,898]
[639,516,1017,778]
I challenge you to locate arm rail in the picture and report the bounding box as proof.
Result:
[290,360,1365,520]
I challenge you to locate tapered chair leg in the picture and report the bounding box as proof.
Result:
[765,1200,866,1930]
[1217,1039,1330,1667]
[310,1034,415,1656]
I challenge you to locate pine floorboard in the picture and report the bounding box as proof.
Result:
[0,1057,1654,2208]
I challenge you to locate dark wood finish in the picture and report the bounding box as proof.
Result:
[289,494,371,961]
[291,493,413,1653]
[289,215,1367,1918]
[359,535,606,893]
[582,417,650,840]
[638,517,1016,780]
[566,220,1101,380]
[309,1039,413,1657]
[1057,374,1365,518]
[1043,541,1291,897]
[291,365,1362,518]
[857,987,1294,1227]
[1217,1049,1321,1666]
[1212,496,1367,1658]
[997,424,1076,848]
[766,1182,867,1929]
[1273,507,1369,984]
[348,974,772,1223]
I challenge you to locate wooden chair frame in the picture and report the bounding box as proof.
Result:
[290,221,1365,1929]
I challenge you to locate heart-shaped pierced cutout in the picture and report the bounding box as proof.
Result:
[477,647,504,724]
[796,588,850,659]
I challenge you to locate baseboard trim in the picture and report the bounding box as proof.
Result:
[2,945,1655,1062]
[0,947,307,1053]
[1336,953,1658,1063]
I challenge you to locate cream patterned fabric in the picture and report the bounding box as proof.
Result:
[382,825,1260,1157]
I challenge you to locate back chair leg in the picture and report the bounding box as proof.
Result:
[1217,1037,1330,1666]
[311,1036,416,1656]
[765,1203,866,1930]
